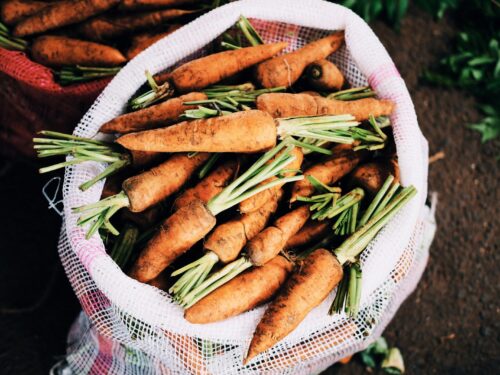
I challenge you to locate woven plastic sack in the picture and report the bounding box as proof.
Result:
[0,47,110,159]
[57,0,435,373]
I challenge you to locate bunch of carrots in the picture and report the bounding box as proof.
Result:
[35,18,415,364]
[0,0,225,85]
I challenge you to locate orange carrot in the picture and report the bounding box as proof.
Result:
[257,93,395,121]
[291,144,365,202]
[116,110,277,153]
[100,92,206,134]
[13,0,119,37]
[120,0,197,11]
[129,199,216,282]
[173,159,238,210]
[255,32,344,88]
[246,205,310,266]
[244,249,343,364]
[128,150,166,169]
[239,147,303,214]
[305,59,345,91]
[0,0,50,25]
[185,255,293,324]
[285,219,330,249]
[78,9,197,41]
[126,24,181,59]
[349,159,399,195]
[31,35,126,67]
[204,189,282,263]
[170,42,288,92]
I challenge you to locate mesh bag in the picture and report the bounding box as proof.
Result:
[57,0,436,373]
[0,48,110,159]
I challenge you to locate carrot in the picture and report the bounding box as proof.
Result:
[100,92,207,134]
[170,42,288,92]
[126,24,181,59]
[185,255,293,324]
[257,93,395,121]
[255,32,344,88]
[31,35,126,67]
[339,355,353,364]
[13,0,120,37]
[305,59,344,91]
[239,147,303,214]
[73,152,210,238]
[123,142,302,283]
[78,9,197,41]
[173,159,238,210]
[128,199,217,282]
[121,202,164,229]
[349,159,399,195]
[120,0,197,11]
[0,0,50,25]
[244,248,343,364]
[285,219,330,249]
[247,205,310,266]
[116,110,277,153]
[291,143,365,202]
[128,150,166,169]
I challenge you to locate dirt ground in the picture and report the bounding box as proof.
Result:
[0,6,498,375]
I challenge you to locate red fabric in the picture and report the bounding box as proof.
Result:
[0,47,112,160]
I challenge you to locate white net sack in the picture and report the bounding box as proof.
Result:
[58,0,436,373]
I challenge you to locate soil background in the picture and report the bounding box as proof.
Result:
[0,6,498,375]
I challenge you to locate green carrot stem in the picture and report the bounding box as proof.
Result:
[329,269,349,314]
[220,41,241,50]
[110,223,139,269]
[358,175,394,227]
[198,153,221,179]
[372,182,400,217]
[236,15,264,46]
[327,86,376,101]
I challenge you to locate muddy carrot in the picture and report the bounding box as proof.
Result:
[120,0,197,10]
[126,24,181,59]
[257,93,395,121]
[31,36,126,67]
[285,219,330,249]
[0,0,50,25]
[305,59,344,91]
[170,42,288,92]
[100,92,207,134]
[13,0,120,37]
[349,159,399,195]
[255,32,344,88]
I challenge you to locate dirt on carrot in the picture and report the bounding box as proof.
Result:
[285,219,331,250]
[126,24,181,59]
[0,0,50,25]
[349,159,400,195]
[305,59,345,91]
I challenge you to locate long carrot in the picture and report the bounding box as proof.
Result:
[124,142,302,283]
[13,0,120,37]
[100,92,207,134]
[349,159,399,195]
[305,59,345,91]
[238,147,303,214]
[120,0,197,11]
[78,9,197,41]
[73,152,210,238]
[255,32,344,88]
[0,0,50,25]
[173,159,238,210]
[170,42,288,92]
[257,93,395,121]
[291,143,365,202]
[284,219,330,250]
[247,205,310,266]
[31,36,126,67]
[244,248,343,364]
[115,110,277,153]
[126,25,181,60]
[185,255,293,324]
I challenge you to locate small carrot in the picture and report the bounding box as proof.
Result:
[0,0,50,25]
[13,0,120,37]
[349,159,399,195]
[255,32,344,88]
[238,147,303,214]
[247,205,310,266]
[185,255,293,324]
[257,93,395,121]
[173,159,238,210]
[284,219,330,250]
[78,9,197,41]
[305,59,344,91]
[31,36,126,67]
[100,92,207,134]
[291,143,365,202]
[126,24,181,60]
[120,0,197,11]
[244,249,343,364]
[115,110,277,153]
[170,42,288,92]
